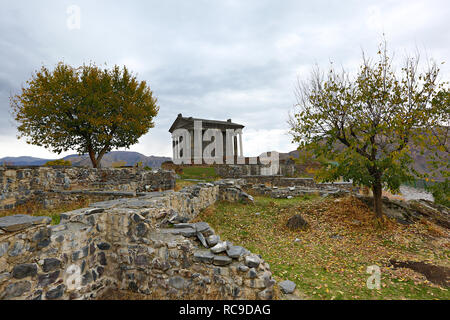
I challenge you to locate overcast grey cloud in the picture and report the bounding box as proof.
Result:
[0,0,449,158]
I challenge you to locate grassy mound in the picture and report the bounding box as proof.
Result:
[194,195,449,300]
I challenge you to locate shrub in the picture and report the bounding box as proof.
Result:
[112,161,127,168]
[426,179,450,207]
[44,159,72,167]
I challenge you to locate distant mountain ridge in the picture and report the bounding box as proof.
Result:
[0,151,171,168]
[279,144,448,181]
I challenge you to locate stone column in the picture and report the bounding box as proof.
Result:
[238,129,243,157]
[233,135,238,158]
[225,130,234,164]
[175,134,179,161]
[172,134,176,161]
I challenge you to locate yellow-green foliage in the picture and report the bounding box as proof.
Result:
[289,42,449,217]
[112,161,127,168]
[44,159,72,167]
[11,62,159,168]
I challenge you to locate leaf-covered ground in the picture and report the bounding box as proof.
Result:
[194,195,450,300]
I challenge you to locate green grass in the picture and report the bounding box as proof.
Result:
[179,166,219,181]
[195,195,450,300]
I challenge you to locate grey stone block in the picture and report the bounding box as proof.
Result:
[168,276,185,289]
[206,235,220,247]
[42,258,61,273]
[3,281,31,299]
[8,241,24,257]
[0,242,9,257]
[210,241,228,253]
[0,215,51,232]
[12,263,37,279]
[196,232,208,248]
[45,284,65,300]
[179,228,197,237]
[193,222,210,233]
[226,246,245,259]
[193,250,214,263]
[279,280,296,294]
[213,255,232,266]
[244,255,261,268]
[248,268,257,279]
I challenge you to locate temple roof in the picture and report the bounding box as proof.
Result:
[169,114,244,133]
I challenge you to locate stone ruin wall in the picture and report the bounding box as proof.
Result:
[0,182,275,300]
[213,166,357,193]
[233,176,357,195]
[0,167,176,210]
[214,163,295,178]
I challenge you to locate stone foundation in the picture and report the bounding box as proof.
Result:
[0,182,274,300]
[0,167,176,210]
[242,176,316,187]
[214,164,295,177]
[237,176,357,192]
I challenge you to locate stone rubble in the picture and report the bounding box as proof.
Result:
[0,167,176,210]
[0,179,275,300]
[249,183,354,199]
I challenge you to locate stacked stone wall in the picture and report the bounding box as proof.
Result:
[214,164,294,178]
[0,167,176,210]
[0,183,274,300]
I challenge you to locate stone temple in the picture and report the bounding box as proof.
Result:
[169,114,245,164]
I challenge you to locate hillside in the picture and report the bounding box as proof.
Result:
[0,151,171,168]
[0,156,52,166]
[281,138,448,181]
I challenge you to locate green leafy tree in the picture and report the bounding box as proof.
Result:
[423,89,450,207]
[289,43,448,218]
[426,179,450,207]
[11,62,159,168]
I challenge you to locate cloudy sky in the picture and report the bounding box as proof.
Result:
[0,0,449,159]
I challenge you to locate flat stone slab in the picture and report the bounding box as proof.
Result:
[173,223,194,229]
[162,227,197,237]
[193,222,211,233]
[226,246,246,259]
[0,215,51,232]
[279,280,296,294]
[88,199,129,209]
[84,208,105,215]
[179,228,197,237]
[213,255,232,266]
[210,241,228,253]
[63,190,136,197]
[172,222,212,235]
[117,198,156,208]
[59,208,87,221]
[193,250,214,263]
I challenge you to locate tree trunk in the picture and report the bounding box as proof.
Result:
[372,181,383,218]
[96,146,109,169]
[96,155,103,168]
[87,147,98,168]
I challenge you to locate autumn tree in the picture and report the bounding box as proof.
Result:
[289,43,448,218]
[11,63,159,168]
[425,88,450,206]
